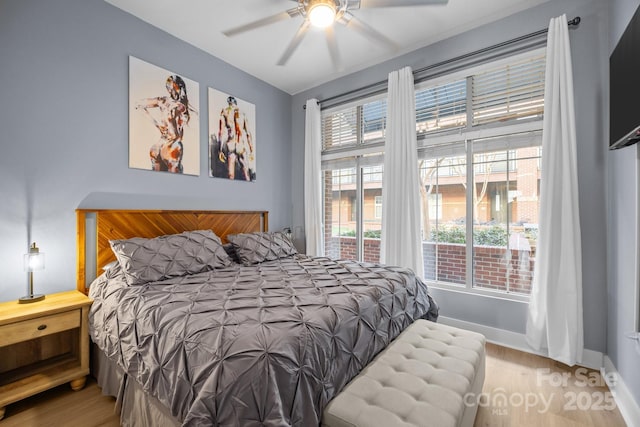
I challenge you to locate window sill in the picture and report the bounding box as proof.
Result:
[426,280,531,303]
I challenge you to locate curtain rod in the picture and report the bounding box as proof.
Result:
[304,16,581,110]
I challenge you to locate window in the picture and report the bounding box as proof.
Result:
[363,100,386,142]
[332,168,356,185]
[324,166,357,260]
[428,193,443,221]
[421,153,467,285]
[322,109,358,150]
[322,98,386,150]
[416,79,467,134]
[323,162,383,263]
[321,49,545,298]
[363,165,383,183]
[474,151,516,173]
[471,54,545,125]
[471,146,541,294]
[374,196,383,219]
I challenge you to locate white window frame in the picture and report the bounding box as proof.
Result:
[321,48,546,302]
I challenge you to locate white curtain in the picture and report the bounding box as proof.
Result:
[526,14,583,366]
[381,67,424,278]
[304,98,324,256]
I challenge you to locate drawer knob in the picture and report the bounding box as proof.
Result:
[37,324,47,331]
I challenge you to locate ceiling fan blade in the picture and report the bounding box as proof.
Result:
[222,10,298,37]
[360,0,448,7]
[341,13,397,50]
[325,26,342,71]
[277,20,311,66]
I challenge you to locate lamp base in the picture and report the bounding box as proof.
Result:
[18,294,45,304]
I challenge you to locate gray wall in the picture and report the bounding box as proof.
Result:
[291,0,609,353]
[0,0,292,302]
[607,0,640,405]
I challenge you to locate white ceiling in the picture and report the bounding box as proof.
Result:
[106,0,549,95]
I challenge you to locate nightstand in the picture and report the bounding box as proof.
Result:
[0,290,92,420]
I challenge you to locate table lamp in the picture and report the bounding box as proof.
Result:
[20,242,45,303]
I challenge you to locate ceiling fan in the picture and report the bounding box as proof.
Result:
[222,0,449,67]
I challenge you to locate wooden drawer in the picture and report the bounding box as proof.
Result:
[0,310,80,348]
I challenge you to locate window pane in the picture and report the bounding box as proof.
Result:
[324,168,357,259]
[363,100,386,143]
[428,193,442,220]
[362,165,383,263]
[472,54,545,126]
[374,196,383,219]
[472,147,541,294]
[416,79,467,135]
[322,107,358,150]
[332,168,356,185]
[323,99,386,151]
[420,155,467,285]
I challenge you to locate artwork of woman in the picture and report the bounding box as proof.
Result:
[129,57,199,176]
[209,88,256,181]
[136,76,195,173]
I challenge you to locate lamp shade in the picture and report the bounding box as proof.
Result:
[24,243,45,272]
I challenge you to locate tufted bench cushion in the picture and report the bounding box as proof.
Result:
[322,319,486,427]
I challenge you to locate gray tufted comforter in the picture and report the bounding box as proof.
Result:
[89,255,438,426]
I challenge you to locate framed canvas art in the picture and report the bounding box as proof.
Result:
[129,56,199,176]
[209,88,256,181]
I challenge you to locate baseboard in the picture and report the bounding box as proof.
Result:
[438,316,604,370]
[603,356,640,427]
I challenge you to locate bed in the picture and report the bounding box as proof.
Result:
[78,209,438,426]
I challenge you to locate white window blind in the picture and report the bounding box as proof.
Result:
[415,79,467,135]
[471,54,545,125]
[322,107,358,150]
[362,99,386,143]
[322,97,387,151]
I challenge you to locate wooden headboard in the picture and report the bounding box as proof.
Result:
[76,209,268,294]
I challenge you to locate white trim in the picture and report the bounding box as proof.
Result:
[603,355,640,427]
[438,316,603,370]
[428,280,531,303]
[322,142,384,162]
[418,119,543,149]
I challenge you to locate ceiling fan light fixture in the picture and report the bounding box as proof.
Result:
[308,1,336,28]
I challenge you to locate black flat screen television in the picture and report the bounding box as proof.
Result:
[610,4,640,150]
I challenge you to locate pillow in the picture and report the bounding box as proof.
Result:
[110,230,233,285]
[101,260,118,271]
[227,231,297,265]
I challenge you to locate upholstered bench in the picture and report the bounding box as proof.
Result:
[322,319,486,427]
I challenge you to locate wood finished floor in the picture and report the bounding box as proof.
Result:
[474,343,627,426]
[0,343,628,427]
